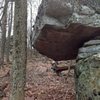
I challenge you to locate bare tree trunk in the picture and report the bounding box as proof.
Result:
[6,2,13,63]
[9,0,27,100]
[27,2,33,58]
[75,38,100,100]
[0,0,7,67]
[29,4,33,57]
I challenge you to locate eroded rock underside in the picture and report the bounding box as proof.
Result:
[33,23,100,61]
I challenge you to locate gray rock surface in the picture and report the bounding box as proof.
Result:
[32,0,73,43]
[32,0,100,43]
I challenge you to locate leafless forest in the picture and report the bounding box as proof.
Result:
[0,0,100,100]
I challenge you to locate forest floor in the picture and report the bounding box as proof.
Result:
[0,53,76,100]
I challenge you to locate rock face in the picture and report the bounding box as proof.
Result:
[45,0,73,24]
[33,23,100,61]
[32,0,100,61]
[32,0,73,43]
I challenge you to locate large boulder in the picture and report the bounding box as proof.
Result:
[32,0,100,61]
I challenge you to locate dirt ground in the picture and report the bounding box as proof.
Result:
[0,54,76,100]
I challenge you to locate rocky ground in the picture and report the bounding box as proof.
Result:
[0,54,75,100]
